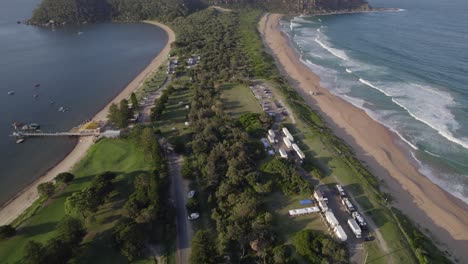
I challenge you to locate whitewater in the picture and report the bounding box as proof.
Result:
[283,0,468,203]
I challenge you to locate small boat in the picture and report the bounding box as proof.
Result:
[33,94,39,99]
[34,83,40,88]
[17,21,21,24]
[29,123,40,130]
[8,91,15,95]
[16,138,25,144]
[12,122,24,130]
[58,106,69,112]
[77,31,83,35]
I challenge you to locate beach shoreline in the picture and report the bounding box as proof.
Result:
[0,21,175,226]
[259,13,468,260]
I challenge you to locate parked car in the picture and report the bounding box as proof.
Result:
[187,190,196,199]
[188,213,200,220]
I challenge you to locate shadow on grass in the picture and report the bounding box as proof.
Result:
[19,221,58,237]
[346,183,364,196]
[309,156,333,177]
[70,175,95,185]
[354,196,374,211]
[366,208,388,228]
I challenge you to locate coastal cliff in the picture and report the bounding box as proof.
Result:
[29,0,370,25]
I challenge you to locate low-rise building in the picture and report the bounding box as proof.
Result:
[282,127,294,142]
[288,207,320,216]
[283,137,292,148]
[278,148,288,158]
[334,225,347,242]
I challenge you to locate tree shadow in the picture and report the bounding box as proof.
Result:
[345,183,364,196]
[354,196,374,211]
[366,208,388,228]
[70,175,95,185]
[19,221,58,237]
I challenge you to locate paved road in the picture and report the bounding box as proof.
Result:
[168,152,193,264]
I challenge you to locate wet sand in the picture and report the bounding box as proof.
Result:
[0,21,175,226]
[259,13,468,260]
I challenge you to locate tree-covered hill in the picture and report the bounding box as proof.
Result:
[29,0,204,25]
[204,0,371,14]
[29,0,370,25]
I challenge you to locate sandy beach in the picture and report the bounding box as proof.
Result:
[259,13,468,260]
[0,21,175,226]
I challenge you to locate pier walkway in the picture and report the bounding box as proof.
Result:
[12,131,99,137]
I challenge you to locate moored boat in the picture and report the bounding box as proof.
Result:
[16,138,25,144]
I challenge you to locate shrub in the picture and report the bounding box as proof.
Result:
[55,172,75,184]
[37,182,55,198]
[0,225,16,239]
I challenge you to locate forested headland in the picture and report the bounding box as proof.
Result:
[28,0,371,25]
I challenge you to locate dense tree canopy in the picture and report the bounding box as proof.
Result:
[30,0,204,24]
[293,230,348,264]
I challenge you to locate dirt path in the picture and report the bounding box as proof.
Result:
[168,152,193,264]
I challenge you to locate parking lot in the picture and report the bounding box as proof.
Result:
[250,82,368,263]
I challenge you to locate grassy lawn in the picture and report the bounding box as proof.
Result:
[263,192,326,244]
[221,83,262,117]
[0,139,154,264]
[155,87,192,139]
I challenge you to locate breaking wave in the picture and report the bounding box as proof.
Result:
[314,37,349,61]
[357,79,468,150]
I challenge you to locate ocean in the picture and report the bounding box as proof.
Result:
[284,0,468,203]
[0,0,168,203]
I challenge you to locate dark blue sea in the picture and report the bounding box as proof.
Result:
[284,0,468,203]
[0,0,168,203]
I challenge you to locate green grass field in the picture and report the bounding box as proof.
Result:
[263,192,326,243]
[0,139,154,264]
[221,83,262,117]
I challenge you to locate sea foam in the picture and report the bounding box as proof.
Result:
[357,79,468,150]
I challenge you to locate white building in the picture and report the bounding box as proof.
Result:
[267,134,275,144]
[283,137,292,148]
[282,127,294,142]
[334,225,348,242]
[295,148,305,160]
[324,211,339,228]
[314,189,328,202]
[318,199,328,212]
[288,207,320,216]
[278,148,288,158]
[268,129,275,137]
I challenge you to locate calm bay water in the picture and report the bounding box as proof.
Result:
[0,0,168,203]
[285,0,468,203]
